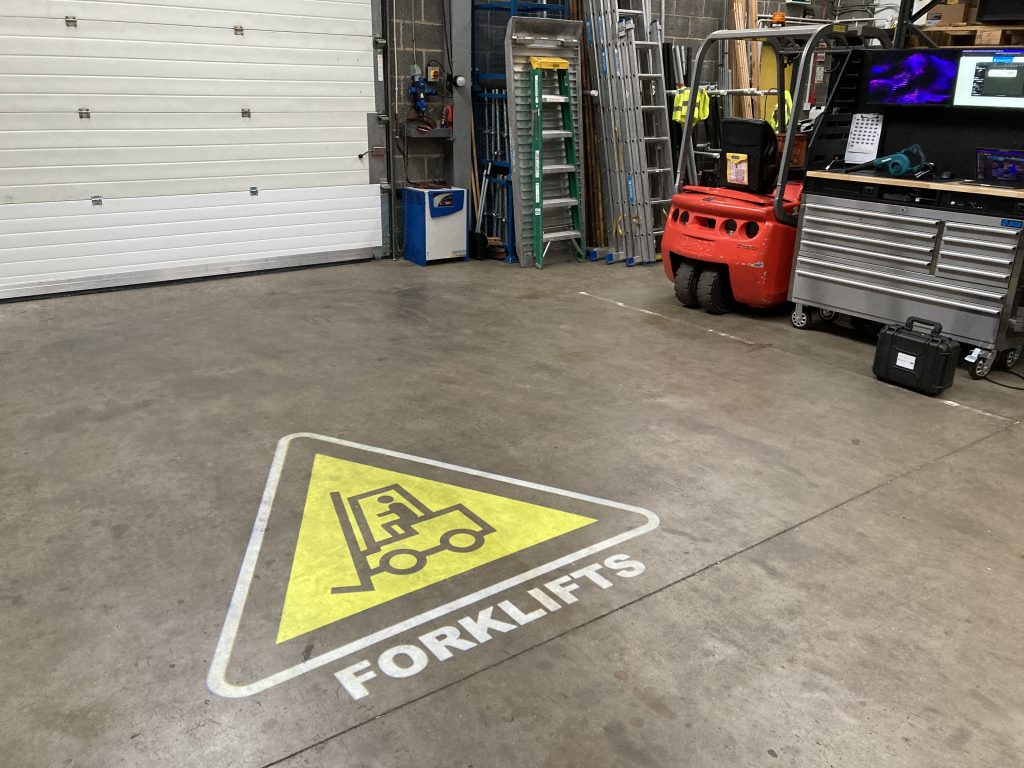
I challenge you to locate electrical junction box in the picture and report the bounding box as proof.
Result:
[402,187,468,266]
[426,65,442,82]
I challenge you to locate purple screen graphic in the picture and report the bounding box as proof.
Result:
[868,51,960,105]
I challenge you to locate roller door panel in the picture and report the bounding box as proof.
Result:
[0,1,370,36]
[0,0,382,297]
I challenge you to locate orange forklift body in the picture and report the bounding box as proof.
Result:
[661,182,803,308]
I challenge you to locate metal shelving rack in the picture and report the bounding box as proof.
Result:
[472,0,568,264]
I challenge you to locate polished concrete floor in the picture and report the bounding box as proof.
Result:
[1,259,1022,767]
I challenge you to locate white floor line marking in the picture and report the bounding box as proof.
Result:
[207,433,659,699]
[935,398,1016,422]
[578,292,1018,421]
[577,291,768,348]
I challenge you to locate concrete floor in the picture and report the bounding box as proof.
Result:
[1,259,1022,767]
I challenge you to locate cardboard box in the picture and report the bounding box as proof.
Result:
[938,3,970,24]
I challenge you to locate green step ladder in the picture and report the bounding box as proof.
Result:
[529,56,585,268]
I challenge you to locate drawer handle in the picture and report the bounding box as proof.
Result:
[945,222,1021,238]
[936,264,1010,281]
[794,269,1002,315]
[805,202,939,227]
[802,228,933,253]
[802,239,930,265]
[942,236,1018,252]
[938,249,1013,266]
[802,215,936,240]
[798,256,1006,300]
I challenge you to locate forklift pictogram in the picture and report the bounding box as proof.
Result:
[329,484,495,594]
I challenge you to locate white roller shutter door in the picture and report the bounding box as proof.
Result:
[0,0,382,299]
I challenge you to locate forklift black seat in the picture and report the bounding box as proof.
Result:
[720,118,779,196]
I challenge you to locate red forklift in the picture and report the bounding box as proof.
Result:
[663,23,889,314]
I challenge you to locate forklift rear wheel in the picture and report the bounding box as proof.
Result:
[818,308,837,322]
[696,268,734,315]
[790,306,815,330]
[441,528,486,553]
[380,549,427,575]
[673,262,701,308]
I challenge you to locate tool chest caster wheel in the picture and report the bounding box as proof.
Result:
[790,305,814,330]
[967,352,995,380]
[818,308,837,322]
[998,347,1021,371]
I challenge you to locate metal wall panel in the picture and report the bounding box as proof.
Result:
[0,0,381,297]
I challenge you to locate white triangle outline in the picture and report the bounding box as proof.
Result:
[207,433,660,698]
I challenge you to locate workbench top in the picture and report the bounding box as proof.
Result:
[807,170,1024,200]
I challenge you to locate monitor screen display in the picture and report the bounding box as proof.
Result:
[866,50,961,106]
[954,50,1024,108]
[977,148,1024,185]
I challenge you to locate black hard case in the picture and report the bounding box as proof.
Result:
[873,317,959,396]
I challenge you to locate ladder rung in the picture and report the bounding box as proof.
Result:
[644,136,671,143]
[654,228,665,235]
[542,129,572,139]
[543,163,575,174]
[647,167,672,173]
[543,229,582,242]
[543,197,579,209]
[641,105,664,111]
[542,94,570,104]
[638,74,661,80]
[618,9,644,15]
[650,198,672,205]
[635,41,658,48]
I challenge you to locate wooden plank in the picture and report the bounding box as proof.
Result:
[728,0,752,119]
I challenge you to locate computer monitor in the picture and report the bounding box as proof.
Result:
[866,49,960,106]
[976,148,1024,186]
[953,50,1024,108]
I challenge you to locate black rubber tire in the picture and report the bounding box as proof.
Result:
[673,262,701,308]
[696,268,734,315]
[967,356,993,380]
[998,347,1021,371]
[790,307,814,330]
[818,308,837,322]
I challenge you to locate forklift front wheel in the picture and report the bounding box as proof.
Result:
[380,549,428,575]
[441,528,486,553]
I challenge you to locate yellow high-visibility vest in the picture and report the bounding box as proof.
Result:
[768,90,793,131]
[672,87,710,124]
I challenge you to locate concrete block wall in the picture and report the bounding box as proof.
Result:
[391,0,450,186]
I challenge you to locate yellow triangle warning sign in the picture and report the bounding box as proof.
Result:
[278,454,596,642]
[208,434,658,699]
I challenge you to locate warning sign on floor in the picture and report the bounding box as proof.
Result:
[208,433,658,698]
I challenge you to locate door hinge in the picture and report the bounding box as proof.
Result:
[91,196,103,206]
[241,108,252,118]
[78,108,91,119]
[233,25,244,36]
[249,186,259,197]
[65,16,78,27]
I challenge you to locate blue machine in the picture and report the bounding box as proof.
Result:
[402,187,468,266]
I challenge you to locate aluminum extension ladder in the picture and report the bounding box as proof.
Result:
[583,0,672,265]
[529,56,585,268]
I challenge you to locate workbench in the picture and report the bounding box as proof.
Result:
[789,171,1024,375]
